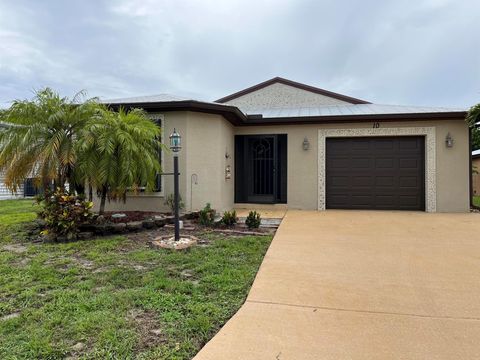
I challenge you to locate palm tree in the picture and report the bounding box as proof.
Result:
[76,107,163,214]
[0,88,100,193]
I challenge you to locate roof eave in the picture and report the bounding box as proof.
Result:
[107,100,247,125]
[242,111,467,126]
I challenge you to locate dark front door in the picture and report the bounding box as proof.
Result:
[247,136,276,203]
[326,136,425,210]
[235,134,287,204]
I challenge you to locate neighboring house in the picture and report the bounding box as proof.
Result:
[472,149,480,196]
[0,123,40,200]
[0,171,23,200]
[100,77,469,213]
[0,172,39,200]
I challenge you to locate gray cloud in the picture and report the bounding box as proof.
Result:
[0,0,479,108]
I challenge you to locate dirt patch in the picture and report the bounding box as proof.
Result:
[127,309,167,351]
[1,312,20,321]
[2,244,28,253]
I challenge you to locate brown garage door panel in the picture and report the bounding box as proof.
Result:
[326,136,425,210]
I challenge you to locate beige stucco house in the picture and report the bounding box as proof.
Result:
[100,77,470,213]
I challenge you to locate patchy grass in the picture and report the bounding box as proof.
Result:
[0,200,272,359]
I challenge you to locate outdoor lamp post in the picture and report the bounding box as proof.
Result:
[169,128,182,241]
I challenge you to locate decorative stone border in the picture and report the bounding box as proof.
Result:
[318,127,436,212]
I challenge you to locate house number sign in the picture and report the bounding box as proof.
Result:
[373,122,380,128]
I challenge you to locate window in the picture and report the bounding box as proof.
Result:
[131,114,164,196]
[152,115,164,193]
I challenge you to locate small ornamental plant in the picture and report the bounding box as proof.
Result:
[37,188,94,241]
[198,203,216,226]
[164,193,185,215]
[221,210,238,226]
[245,210,261,229]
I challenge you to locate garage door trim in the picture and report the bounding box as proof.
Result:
[318,127,436,212]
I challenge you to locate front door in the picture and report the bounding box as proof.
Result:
[235,134,287,204]
[247,136,276,203]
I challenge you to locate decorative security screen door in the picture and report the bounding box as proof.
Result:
[247,136,276,203]
[235,134,287,204]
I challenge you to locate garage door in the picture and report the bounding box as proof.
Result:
[326,136,425,210]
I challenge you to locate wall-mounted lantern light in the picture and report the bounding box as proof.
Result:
[302,137,310,151]
[445,132,454,148]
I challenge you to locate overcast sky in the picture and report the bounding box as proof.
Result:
[1,0,479,109]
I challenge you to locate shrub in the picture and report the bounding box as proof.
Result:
[245,210,261,229]
[198,203,216,226]
[221,210,238,226]
[37,188,94,241]
[164,193,185,215]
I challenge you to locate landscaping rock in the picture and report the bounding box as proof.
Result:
[111,213,127,219]
[93,224,107,235]
[77,232,94,240]
[153,216,167,227]
[164,215,174,224]
[142,219,155,229]
[96,215,106,224]
[111,223,127,233]
[182,211,199,220]
[126,221,143,231]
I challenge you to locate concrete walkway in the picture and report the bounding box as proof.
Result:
[194,210,480,359]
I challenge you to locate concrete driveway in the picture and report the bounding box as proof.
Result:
[194,210,480,359]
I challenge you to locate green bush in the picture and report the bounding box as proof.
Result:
[198,203,216,226]
[164,193,185,214]
[221,210,238,226]
[37,188,94,241]
[245,210,261,229]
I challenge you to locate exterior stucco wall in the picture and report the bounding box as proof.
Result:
[94,112,469,214]
[223,82,350,111]
[235,119,470,213]
[185,112,234,213]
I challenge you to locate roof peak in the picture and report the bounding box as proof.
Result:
[215,76,371,105]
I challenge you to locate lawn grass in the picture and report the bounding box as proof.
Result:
[0,200,273,359]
